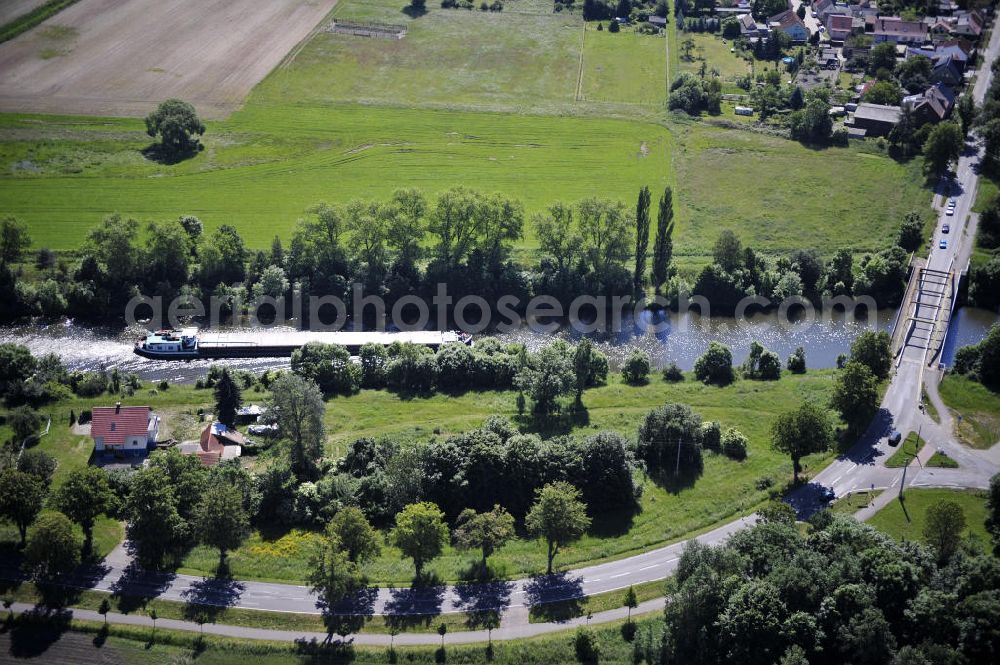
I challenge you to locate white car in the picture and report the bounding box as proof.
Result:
[939,239,948,249]
[946,207,955,216]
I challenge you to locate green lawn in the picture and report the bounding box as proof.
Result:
[884,431,925,468]
[868,488,990,550]
[580,24,666,108]
[927,450,959,468]
[677,33,749,93]
[939,374,1000,449]
[830,489,883,515]
[672,123,933,262]
[0,106,672,252]
[178,371,839,584]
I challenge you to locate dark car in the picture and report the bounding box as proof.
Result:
[888,430,902,447]
[820,487,836,503]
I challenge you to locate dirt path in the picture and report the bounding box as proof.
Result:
[0,0,338,119]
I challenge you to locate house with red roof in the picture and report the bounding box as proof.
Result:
[826,13,856,41]
[177,422,244,466]
[91,403,159,455]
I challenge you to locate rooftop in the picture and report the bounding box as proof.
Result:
[91,405,154,446]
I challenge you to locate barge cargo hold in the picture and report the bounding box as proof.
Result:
[134,328,469,361]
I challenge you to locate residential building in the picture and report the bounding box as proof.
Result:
[768,9,809,42]
[739,12,767,38]
[931,55,964,87]
[177,422,244,466]
[826,13,855,41]
[903,82,956,125]
[851,103,903,137]
[873,17,927,45]
[91,404,159,455]
[818,47,840,69]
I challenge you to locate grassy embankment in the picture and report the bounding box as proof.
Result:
[938,374,1000,449]
[0,0,929,270]
[0,0,80,44]
[868,488,990,550]
[179,370,838,584]
[0,612,664,665]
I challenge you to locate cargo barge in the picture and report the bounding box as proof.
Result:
[134,328,470,360]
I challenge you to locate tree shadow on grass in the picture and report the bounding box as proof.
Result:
[515,407,590,438]
[7,607,71,659]
[523,573,584,623]
[140,142,202,165]
[588,505,636,539]
[294,636,356,661]
[383,576,446,632]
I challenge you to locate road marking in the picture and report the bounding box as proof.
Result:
[609,572,630,579]
[639,564,659,571]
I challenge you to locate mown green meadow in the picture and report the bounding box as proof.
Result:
[869,488,990,550]
[939,374,1000,449]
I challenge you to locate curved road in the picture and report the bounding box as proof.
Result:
[8,23,1000,650]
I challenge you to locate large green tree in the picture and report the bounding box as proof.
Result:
[213,368,242,428]
[0,469,45,545]
[23,511,82,581]
[266,373,326,480]
[307,531,365,636]
[52,466,117,555]
[924,122,963,180]
[831,361,881,438]
[923,500,965,563]
[391,502,449,578]
[515,342,575,414]
[636,402,704,474]
[0,217,31,268]
[193,483,250,569]
[651,187,675,291]
[525,481,591,575]
[770,402,833,482]
[124,466,185,568]
[850,330,892,380]
[453,505,516,571]
[633,186,651,293]
[144,99,205,156]
[328,506,381,564]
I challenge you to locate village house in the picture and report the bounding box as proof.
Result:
[873,17,927,45]
[953,10,984,39]
[826,13,856,41]
[91,403,159,456]
[851,102,903,137]
[177,422,244,466]
[768,9,809,43]
[739,12,767,39]
[818,47,840,69]
[931,54,964,87]
[903,82,956,125]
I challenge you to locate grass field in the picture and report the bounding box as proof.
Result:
[869,488,990,550]
[672,123,933,261]
[177,370,838,584]
[830,489,883,514]
[677,33,749,93]
[938,374,1000,449]
[0,106,672,252]
[580,24,666,107]
[884,431,925,468]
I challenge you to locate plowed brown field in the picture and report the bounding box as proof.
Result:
[0,0,337,118]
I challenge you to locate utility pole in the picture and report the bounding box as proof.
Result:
[675,437,682,477]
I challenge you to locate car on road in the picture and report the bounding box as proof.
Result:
[943,223,950,233]
[888,430,902,447]
[946,206,955,216]
[939,239,948,249]
[820,487,836,503]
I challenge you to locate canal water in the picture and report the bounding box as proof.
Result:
[941,307,1000,366]
[0,305,918,383]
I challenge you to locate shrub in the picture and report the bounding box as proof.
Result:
[787,347,806,374]
[157,380,169,391]
[662,362,684,382]
[701,421,721,452]
[575,628,599,663]
[722,428,748,460]
[74,372,108,397]
[621,350,651,385]
[609,20,620,33]
[694,341,734,385]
